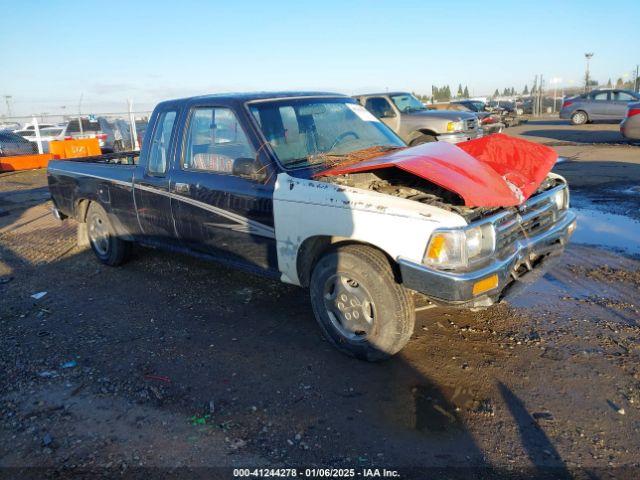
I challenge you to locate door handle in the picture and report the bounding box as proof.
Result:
[174,182,189,194]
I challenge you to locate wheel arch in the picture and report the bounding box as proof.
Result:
[406,129,438,145]
[74,198,134,241]
[296,235,399,288]
[75,198,92,222]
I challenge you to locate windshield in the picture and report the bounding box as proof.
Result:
[249,98,405,168]
[390,94,427,113]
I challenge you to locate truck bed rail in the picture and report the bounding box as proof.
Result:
[59,150,140,165]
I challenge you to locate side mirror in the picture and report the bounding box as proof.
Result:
[233,157,267,182]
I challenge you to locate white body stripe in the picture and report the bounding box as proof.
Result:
[272,173,465,285]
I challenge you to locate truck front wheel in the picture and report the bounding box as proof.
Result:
[410,134,437,146]
[86,202,130,266]
[309,245,415,361]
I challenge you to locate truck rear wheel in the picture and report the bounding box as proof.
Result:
[86,202,130,266]
[309,245,415,361]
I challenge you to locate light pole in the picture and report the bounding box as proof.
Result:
[584,53,594,92]
[3,95,12,117]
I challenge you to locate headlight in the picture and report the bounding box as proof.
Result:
[424,224,495,269]
[446,120,464,132]
[551,188,568,210]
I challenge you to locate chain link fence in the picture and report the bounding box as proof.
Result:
[0,111,152,157]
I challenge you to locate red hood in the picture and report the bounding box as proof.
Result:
[315,134,558,208]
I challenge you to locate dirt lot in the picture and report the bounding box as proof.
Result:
[1,119,639,479]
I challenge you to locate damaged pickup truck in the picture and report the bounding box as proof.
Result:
[48,92,577,361]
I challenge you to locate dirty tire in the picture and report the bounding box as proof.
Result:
[571,110,588,125]
[86,202,130,266]
[410,134,438,146]
[309,245,415,361]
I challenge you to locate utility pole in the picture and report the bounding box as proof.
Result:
[584,53,594,93]
[533,75,539,116]
[78,93,84,135]
[539,74,544,116]
[3,95,13,117]
[635,65,640,93]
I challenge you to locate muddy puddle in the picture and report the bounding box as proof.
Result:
[571,204,640,255]
[507,191,640,312]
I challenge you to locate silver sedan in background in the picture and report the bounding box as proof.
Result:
[620,102,640,141]
[560,89,640,125]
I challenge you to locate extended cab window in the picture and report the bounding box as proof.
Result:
[365,97,395,118]
[183,107,255,174]
[148,110,177,175]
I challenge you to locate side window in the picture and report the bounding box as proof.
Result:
[183,107,256,174]
[147,110,177,175]
[613,91,634,102]
[591,92,609,101]
[364,97,394,118]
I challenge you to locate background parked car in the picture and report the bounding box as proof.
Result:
[620,102,640,142]
[430,102,504,134]
[0,130,37,156]
[98,117,148,152]
[21,127,65,153]
[0,122,21,131]
[560,89,640,125]
[354,92,481,144]
[62,117,108,149]
[15,123,56,134]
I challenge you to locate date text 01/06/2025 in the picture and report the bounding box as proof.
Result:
[232,468,400,477]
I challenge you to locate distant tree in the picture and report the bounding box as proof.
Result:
[502,88,509,96]
[433,85,454,102]
[606,78,612,88]
[523,85,529,95]
[493,89,499,97]
[463,86,469,98]
[616,78,624,88]
[457,84,463,97]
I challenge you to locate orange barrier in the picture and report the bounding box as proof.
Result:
[0,153,54,172]
[49,138,101,159]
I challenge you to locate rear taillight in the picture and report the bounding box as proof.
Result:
[64,136,73,140]
[562,100,573,109]
[627,108,640,118]
[97,134,107,141]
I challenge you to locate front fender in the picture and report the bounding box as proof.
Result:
[273,173,466,285]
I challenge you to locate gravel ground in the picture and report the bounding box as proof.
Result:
[1,124,639,479]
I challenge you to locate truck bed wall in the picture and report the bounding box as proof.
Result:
[48,160,139,237]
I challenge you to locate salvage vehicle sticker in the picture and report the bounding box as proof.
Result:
[346,103,381,123]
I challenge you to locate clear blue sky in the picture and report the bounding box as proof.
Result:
[1,0,639,115]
